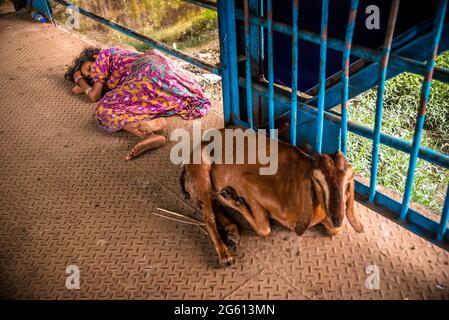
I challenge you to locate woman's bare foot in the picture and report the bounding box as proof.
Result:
[123,119,167,138]
[123,123,147,138]
[125,134,166,161]
[137,118,168,135]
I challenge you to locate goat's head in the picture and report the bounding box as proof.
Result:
[310,151,364,233]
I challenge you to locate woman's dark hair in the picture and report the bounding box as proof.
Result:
[65,47,101,86]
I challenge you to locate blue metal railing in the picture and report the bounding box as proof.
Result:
[226,0,449,249]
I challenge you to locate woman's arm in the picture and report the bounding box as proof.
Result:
[73,71,104,102]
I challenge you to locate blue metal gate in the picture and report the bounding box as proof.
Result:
[32,0,449,249]
[218,0,449,250]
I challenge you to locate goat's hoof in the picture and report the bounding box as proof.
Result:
[219,251,235,267]
[226,230,240,247]
[224,225,240,246]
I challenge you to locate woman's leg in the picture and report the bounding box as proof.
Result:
[95,90,168,160]
[123,123,147,138]
[137,118,168,135]
[123,118,168,138]
[122,121,167,160]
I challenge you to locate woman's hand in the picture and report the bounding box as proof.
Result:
[73,70,82,82]
[72,85,84,94]
[84,82,104,103]
[73,71,83,85]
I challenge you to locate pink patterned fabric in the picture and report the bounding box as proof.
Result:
[92,47,211,132]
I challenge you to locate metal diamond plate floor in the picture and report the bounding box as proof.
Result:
[1,7,448,300]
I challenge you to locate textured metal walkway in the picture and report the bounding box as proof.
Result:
[0,6,448,300]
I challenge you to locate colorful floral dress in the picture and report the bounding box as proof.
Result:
[92,47,211,132]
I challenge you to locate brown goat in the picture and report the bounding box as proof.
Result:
[181,128,364,266]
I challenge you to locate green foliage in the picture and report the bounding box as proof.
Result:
[146,9,218,49]
[51,0,217,50]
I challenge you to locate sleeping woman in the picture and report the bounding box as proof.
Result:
[65,47,211,160]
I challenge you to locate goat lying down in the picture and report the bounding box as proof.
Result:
[181,128,364,266]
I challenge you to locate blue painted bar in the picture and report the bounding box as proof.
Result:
[238,76,449,170]
[217,0,231,124]
[33,0,54,22]
[51,0,219,75]
[438,184,449,241]
[369,0,400,203]
[234,9,449,84]
[400,0,448,221]
[244,0,254,128]
[260,0,264,61]
[249,0,261,80]
[267,0,275,136]
[226,0,241,121]
[340,0,359,155]
[315,0,329,153]
[290,0,299,145]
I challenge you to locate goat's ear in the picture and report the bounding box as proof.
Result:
[295,178,315,236]
[346,177,364,233]
[311,168,328,210]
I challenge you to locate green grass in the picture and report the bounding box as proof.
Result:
[50,1,218,52]
[109,9,218,52]
[346,52,449,214]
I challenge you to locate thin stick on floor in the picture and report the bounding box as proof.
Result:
[153,207,208,235]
